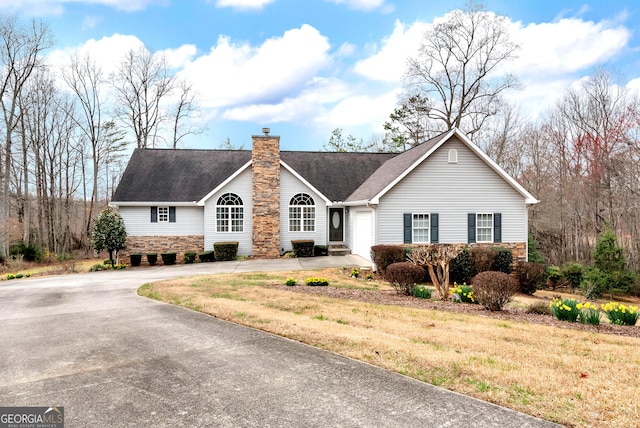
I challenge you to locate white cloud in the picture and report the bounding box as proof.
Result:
[159,44,198,69]
[325,0,388,11]
[81,15,101,30]
[180,24,332,113]
[321,89,400,129]
[353,20,428,83]
[506,17,631,78]
[214,0,275,11]
[0,0,163,15]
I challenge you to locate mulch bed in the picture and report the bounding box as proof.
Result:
[277,285,640,339]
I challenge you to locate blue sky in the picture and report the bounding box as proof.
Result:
[3,0,640,150]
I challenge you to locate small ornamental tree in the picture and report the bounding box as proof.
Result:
[407,244,464,300]
[92,208,127,266]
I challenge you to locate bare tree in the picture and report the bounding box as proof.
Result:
[62,51,105,241]
[112,47,176,149]
[171,79,200,149]
[397,1,519,146]
[0,14,52,257]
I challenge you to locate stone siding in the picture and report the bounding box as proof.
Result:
[122,235,204,264]
[252,134,281,258]
[468,242,527,263]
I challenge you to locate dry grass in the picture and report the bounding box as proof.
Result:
[139,268,640,428]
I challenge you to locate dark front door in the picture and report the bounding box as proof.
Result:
[329,208,344,242]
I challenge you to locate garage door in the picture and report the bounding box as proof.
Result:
[353,211,372,261]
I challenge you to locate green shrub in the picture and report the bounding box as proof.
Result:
[350,267,360,278]
[161,252,177,265]
[471,247,498,274]
[305,277,328,287]
[491,248,513,274]
[103,259,112,265]
[412,285,432,299]
[292,240,314,257]
[450,248,475,285]
[25,273,31,278]
[183,252,197,264]
[146,253,158,266]
[314,245,328,256]
[15,273,23,279]
[130,254,142,267]
[449,283,476,304]
[589,226,638,296]
[9,241,42,262]
[471,271,518,311]
[580,267,607,299]
[285,278,297,286]
[600,302,639,326]
[527,235,545,264]
[90,263,106,272]
[546,265,563,290]
[385,262,424,296]
[370,245,406,276]
[562,262,584,291]
[6,273,15,280]
[197,250,215,263]
[549,298,580,322]
[515,262,546,295]
[214,242,239,261]
[113,263,127,270]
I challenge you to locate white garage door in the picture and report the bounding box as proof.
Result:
[353,211,372,261]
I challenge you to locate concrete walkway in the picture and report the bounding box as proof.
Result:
[0,256,560,427]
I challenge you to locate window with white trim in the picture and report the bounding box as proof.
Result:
[289,193,315,232]
[412,214,430,243]
[476,213,493,242]
[216,193,244,232]
[158,207,169,222]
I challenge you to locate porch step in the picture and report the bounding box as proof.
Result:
[328,244,351,256]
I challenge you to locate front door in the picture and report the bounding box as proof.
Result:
[329,208,344,242]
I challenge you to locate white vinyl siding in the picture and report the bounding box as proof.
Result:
[204,168,253,255]
[119,206,203,236]
[280,168,326,252]
[376,137,528,245]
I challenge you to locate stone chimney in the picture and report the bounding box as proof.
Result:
[252,128,281,258]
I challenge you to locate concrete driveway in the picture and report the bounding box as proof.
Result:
[0,256,559,427]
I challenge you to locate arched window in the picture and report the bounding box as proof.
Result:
[289,193,315,232]
[216,193,243,232]
[448,149,458,163]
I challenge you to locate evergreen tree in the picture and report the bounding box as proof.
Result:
[92,208,127,265]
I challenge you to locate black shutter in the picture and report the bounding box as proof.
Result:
[430,213,439,243]
[467,213,476,243]
[151,206,158,223]
[403,213,412,244]
[493,213,502,243]
[169,207,176,223]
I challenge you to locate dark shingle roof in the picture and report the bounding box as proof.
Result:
[346,131,450,201]
[111,149,252,202]
[280,151,395,201]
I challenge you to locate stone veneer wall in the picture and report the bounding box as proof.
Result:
[467,242,527,263]
[251,134,281,258]
[122,235,204,264]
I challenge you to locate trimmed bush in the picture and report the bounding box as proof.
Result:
[161,252,177,265]
[471,271,518,311]
[130,254,142,267]
[491,248,513,274]
[370,245,406,276]
[471,247,498,274]
[450,248,475,284]
[305,277,328,286]
[546,265,563,290]
[292,240,314,257]
[197,250,215,263]
[146,253,158,266]
[562,262,584,291]
[386,262,424,296]
[285,278,297,286]
[183,252,197,264]
[214,242,238,261]
[314,245,328,256]
[9,241,42,262]
[515,262,546,295]
[412,285,432,299]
